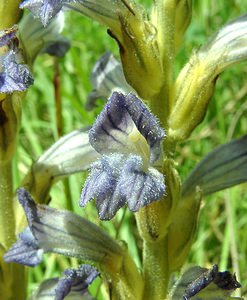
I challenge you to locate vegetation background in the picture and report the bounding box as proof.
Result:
[15,0,247,298]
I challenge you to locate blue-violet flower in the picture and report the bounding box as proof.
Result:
[80,92,166,220]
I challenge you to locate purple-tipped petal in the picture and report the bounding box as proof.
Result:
[80,154,125,220]
[0,50,34,93]
[15,188,123,264]
[80,154,165,219]
[179,265,241,300]
[86,52,133,110]
[89,93,136,156]
[4,227,43,267]
[55,265,99,300]
[118,155,165,211]
[17,188,39,231]
[20,0,77,26]
[29,265,98,299]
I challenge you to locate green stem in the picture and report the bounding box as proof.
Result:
[150,0,176,123]
[142,238,168,300]
[135,200,171,300]
[0,162,16,249]
[0,163,26,300]
[11,264,27,300]
[53,58,73,211]
[150,86,170,129]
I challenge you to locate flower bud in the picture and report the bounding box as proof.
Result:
[169,14,247,141]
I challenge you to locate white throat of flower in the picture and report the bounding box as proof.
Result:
[128,126,150,171]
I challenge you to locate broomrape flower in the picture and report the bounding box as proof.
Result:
[29,264,99,300]
[4,188,123,274]
[80,92,166,220]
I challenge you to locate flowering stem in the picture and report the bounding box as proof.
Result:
[151,0,176,121]
[135,200,171,300]
[0,162,16,249]
[0,163,26,297]
[142,238,169,299]
[53,58,73,211]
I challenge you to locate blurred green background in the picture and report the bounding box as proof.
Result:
[16,0,247,298]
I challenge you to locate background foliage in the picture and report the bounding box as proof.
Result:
[16,0,247,298]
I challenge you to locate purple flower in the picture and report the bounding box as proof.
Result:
[80,92,166,220]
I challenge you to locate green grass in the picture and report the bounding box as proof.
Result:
[15,1,247,298]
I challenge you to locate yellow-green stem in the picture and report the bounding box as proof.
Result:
[142,238,169,300]
[150,86,170,129]
[0,0,22,30]
[151,0,176,121]
[135,200,172,300]
[10,264,27,300]
[0,162,16,249]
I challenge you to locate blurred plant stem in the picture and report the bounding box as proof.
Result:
[0,0,22,30]
[54,58,63,138]
[135,200,171,300]
[54,58,73,211]
[0,162,15,249]
[0,161,26,300]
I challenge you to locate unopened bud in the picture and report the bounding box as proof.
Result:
[169,14,247,141]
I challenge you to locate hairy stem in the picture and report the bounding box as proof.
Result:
[135,200,171,300]
[142,238,169,300]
